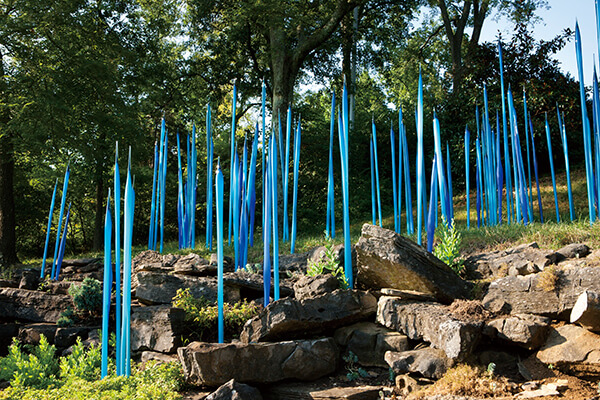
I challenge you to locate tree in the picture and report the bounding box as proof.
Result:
[433,0,547,94]
[186,0,365,126]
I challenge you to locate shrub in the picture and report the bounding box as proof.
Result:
[306,238,348,289]
[57,307,76,327]
[59,337,102,381]
[0,335,59,389]
[434,219,465,276]
[172,288,259,341]
[68,278,103,315]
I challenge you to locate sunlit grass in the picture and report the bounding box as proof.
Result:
[20,165,600,270]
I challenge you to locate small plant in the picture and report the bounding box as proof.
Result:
[68,278,103,316]
[37,277,52,292]
[486,362,496,377]
[244,263,262,274]
[57,307,76,327]
[434,218,465,276]
[172,288,259,341]
[306,238,348,289]
[342,351,368,382]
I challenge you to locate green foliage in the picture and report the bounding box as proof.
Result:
[342,351,368,382]
[0,336,183,399]
[306,238,348,289]
[172,288,259,341]
[0,336,59,389]
[434,219,465,276]
[59,338,101,382]
[68,278,102,315]
[57,307,76,327]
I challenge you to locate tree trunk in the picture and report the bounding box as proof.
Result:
[0,133,18,267]
[92,163,105,251]
[270,25,296,131]
[0,50,18,267]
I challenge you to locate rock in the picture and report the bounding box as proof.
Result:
[0,278,18,288]
[18,323,57,345]
[54,327,90,348]
[178,338,338,386]
[18,270,39,290]
[209,253,234,270]
[241,289,377,343]
[483,266,600,319]
[172,254,214,276]
[141,351,178,364]
[483,314,550,350]
[205,379,263,400]
[465,243,555,280]
[278,251,311,274]
[266,382,384,400]
[355,224,471,303]
[570,290,600,332]
[516,384,560,398]
[131,305,185,353]
[556,243,590,260]
[77,263,102,273]
[385,347,450,379]
[62,258,101,267]
[537,324,600,365]
[0,288,71,322]
[395,374,421,398]
[223,271,293,299]
[334,322,408,367]
[293,274,339,300]
[135,271,239,305]
[376,296,482,361]
[380,288,437,301]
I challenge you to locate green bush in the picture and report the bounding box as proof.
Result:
[57,307,76,327]
[306,238,348,289]
[172,288,259,341]
[0,337,183,399]
[0,335,59,389]
[59,338,102,381]
[68,278,103,315]
[434,219,465,276]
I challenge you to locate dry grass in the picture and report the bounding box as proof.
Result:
[537,265,560,292]
[408,364,515,399]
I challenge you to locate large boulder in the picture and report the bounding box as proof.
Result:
[18,323,57,345]
[355,224,471,303]
[240,289,377,343]
[131,305,185,353]
[482,266,600,319]
[483,314,550,350]
[178,338,338,386]
[334,322,409,367]
[376,296,482,361]
[134,271,239,305]
[0,288,71,322]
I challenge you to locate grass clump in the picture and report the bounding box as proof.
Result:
[409,364,514,399]
[172,288,260,342]
[537,265,560,292]
[306,237,348,289]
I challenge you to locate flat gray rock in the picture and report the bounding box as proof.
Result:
[241,289,377,343]
[484,314,550,350]
[131,305,186,353]
[178,338,338,386]
[385,347,450,379]
[0,288,71,322]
